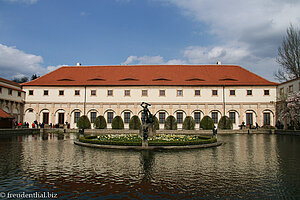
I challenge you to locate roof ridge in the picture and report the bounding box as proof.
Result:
[236,65,278,84]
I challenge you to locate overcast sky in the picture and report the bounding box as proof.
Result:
[0,0,300,82]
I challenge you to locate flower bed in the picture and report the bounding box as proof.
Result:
[79,134,217,146]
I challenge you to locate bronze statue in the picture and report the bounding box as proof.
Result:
[140,102,155,146]
[141,102,154,124]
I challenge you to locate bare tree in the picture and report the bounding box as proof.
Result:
[275,25,300,82]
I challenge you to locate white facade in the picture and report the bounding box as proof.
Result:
[277,77,300,98]
[0,78,25,122]
[23,85,277,129]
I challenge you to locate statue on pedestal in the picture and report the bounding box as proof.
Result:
[139,102,156,147]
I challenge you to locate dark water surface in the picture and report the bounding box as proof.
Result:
[0,133,300,199]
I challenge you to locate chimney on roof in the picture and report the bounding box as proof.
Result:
[216,61,222,65]
[76,62,81,66]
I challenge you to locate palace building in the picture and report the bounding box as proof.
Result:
[21,64,278,129]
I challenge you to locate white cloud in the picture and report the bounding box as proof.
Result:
[0,43,64,80]
[4,0,38,4]
[122,55,164,65]
[46,65,67,72]
[156,0,300,81]
[183,45,250,64]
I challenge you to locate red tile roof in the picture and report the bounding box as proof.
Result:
[0,83,25,92]
[0,77,21,87]
[22,65,278,86]
[0,108,14,119]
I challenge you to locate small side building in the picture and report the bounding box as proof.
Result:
[0,77,25,123]
[277,77,300,97]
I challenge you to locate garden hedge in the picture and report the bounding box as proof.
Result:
[218,116,233,130]
[153,116,160,130]
[129,115,141,130]
[77,115,91,129]
[79,136,217,146]
[183,116,195,130]
[112,116,124,129]
[200,115,214,130]
[94,115,107,129]
[165,115,177,130]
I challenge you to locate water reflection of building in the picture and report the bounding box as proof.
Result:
[0,77,25,123]
[21,64,278,129]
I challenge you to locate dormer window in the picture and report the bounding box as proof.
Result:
[153,78,171,81]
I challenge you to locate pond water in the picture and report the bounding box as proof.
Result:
[0,133,300,199]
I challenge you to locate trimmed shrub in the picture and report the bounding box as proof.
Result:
[94,115,107,129]
[129,115,141,130]
[200,116,214,130]
[183,116,195,130]
[164,115,177,130]
[76,115,91,129]
[218,116,233,130]
[112,116,124,129]
[153,116,159,130]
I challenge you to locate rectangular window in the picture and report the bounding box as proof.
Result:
[177,90,183,96]
[246,113,253,125]
[177,112,183,124]
[230,90,235,96]
[107,112,114,123]
[124,90,130,96]
[107,90,113,96]
[212,90,218,96]
[280,88,284,95]
[288,85,293,93]
[75,90,80,96]
[159,90,165,96]
[29,90,34,96]
[229,112,236,124]
[91,90,96,96]
[263,113,270,125]
[247,90,252,96]
[8,89,12,95]
[90,112,97,123]
[0,87,2,93]
[159,112,165,124]
[195,90,200,96]
[299,82,300,91]
[212,112,218,123]
[142,90,148,96]
[74,112,80,123]
[264,90,270,95]
[124,112,131,123]
[59,90,64,96]
[194,112,201,124]
[44,90,49,96]
[18,91,21,97]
